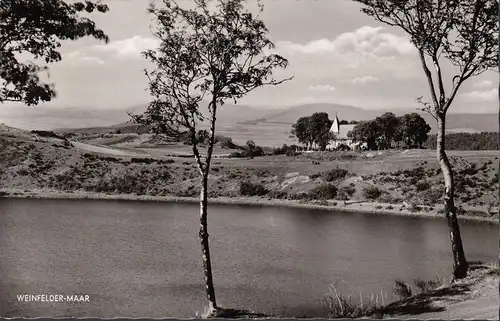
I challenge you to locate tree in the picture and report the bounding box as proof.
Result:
[196,129,210,145]
[245,140,256,150]
[350,120,380,150]
[355,0,498,279]
[374,112,399,149]
[398,113,431,148]
[291,116,314,149]
[0,0,109,105]
[130,0,290,314]
[309,112,333,151]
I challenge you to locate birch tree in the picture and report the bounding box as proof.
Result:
[131,0,291,314]
[354,0,498,279]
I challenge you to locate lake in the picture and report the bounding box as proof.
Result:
[0,198,497,318]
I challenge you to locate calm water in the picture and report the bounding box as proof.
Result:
[0,198,497,318]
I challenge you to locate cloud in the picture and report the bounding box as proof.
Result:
[350,75,379,84]
[462,88,497,102]
[276,26,415,57]
[65,51,105,65]
[472,79,494,90]
[309,85,336,91]
[94,35,160,58]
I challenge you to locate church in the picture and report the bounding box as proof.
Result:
[326,114,360,150]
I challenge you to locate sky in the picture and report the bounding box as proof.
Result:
[8,0,499,113]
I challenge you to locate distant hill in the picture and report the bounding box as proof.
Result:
[1,102,496,136]
[238,103,381,125]
[0,102,275,131]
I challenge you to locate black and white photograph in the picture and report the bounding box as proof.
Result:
[0,0,498,319]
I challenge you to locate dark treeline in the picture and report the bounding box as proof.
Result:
[423,132,499,150]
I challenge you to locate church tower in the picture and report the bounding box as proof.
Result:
[330,113,340,134]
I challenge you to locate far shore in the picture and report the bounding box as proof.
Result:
[1,188,498,224]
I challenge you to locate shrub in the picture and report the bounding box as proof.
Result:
[239,181,268,196]
[336,186,356,200]
[268,190,288,199]
[363,185,382,200]
[308,184,338,200]
[413,277,441,294]
[393,279,412,300]
[323,168,349,181]
[322,284,380,318]
[416,181,431,191]
[247,146,265,158]
[229,151,246,158]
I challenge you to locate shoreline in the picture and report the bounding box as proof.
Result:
[1,188,498,224]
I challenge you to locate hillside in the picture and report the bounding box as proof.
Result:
[1,124,498,223]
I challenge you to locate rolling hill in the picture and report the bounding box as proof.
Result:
[1,102,496,139]
[239,103,498,134]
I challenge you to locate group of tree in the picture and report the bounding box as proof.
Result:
[348,112,431,150]
[2,0,497,313]
[290,112,334,151]
[423,132,499,150]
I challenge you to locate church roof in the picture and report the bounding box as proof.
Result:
[335,124,356,140]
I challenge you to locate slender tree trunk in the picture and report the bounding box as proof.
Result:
[199,172,217,313]
[436,113,468,280]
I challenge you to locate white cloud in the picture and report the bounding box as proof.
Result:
[309,85,336,91]
[462,88,497,102]
[93,35,160,58]
[65,51,105,65]
[350,75,379,84]
[472,79,494,90]
[276,26,415,57]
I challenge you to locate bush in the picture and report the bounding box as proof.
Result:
[363,185,382,200]
[311,168,349,182]
[413,277,441,294]
[423,132,499,150]
[239,181,268,196]
[336,186,356,200]
[268,190,288,199]
[416,181,431,191]
[272,144,300,156]
[308,184,338,200]
[393,279,412,300]
[229,151,246,158]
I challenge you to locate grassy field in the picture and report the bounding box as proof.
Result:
[0,125,498,220]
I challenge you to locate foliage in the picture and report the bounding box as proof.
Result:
[362,185,382,200]
[423,132,499,150]
[397,113,431,148]
[291,112,333,150]
[350,112,431,150]
[350,120,380,150]
[322,284,381,318]
[321,168,349,182]
[0,0,109,105]
[412,277,441,294]
[393,279,412,300]
[375,112,399,149]
[336,185,356,200]
[308,183,338,200]
[239,181,268,196]
[272,144,300,156]
[196,129,210,145]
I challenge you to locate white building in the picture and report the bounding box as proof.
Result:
[327,114,364,150]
